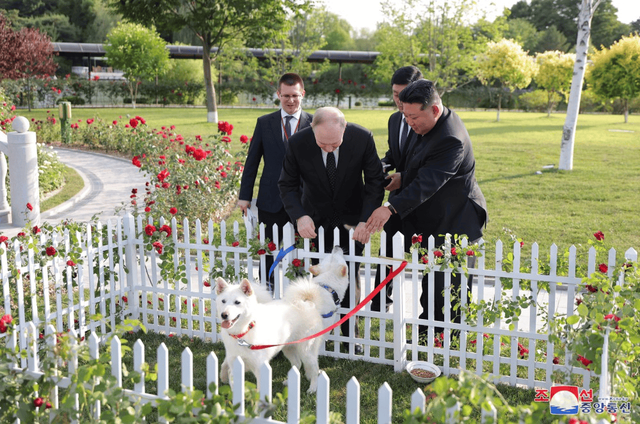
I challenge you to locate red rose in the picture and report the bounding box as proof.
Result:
[195,135,202,141]
[577,355,592,367]
[153,241,163,254]
[33,225,41,234]
[466,250,475,256]
[169,207,178,215]
[0,314,13,333]
[113,120,118,125]
[33,397,44,408]
[221,136,231,143]
[411,234,422,244]
[257,249,266,255]
[585,284,598,293]
[451,247,457,256]
[204,281,211,287]
[218,121,233,135]
[553,356,560,364]
[576,297,583,305]
[46,246,57,256]
[0,235,7,245]
[433,250,443,258]
[26,202,33,211]
[421,255,428,264]
[17,232,25,237]
[292,258,302,267]
[86,118,94,125]
[144,207,151,213]
[160,225,171,236]
[157,169,170,182]
[122,296,128,303]
[46,401,52,409]
[66,260,75,267]
[240,135,249,143]
[598,263,608,273]
[129,118,139,128]
[593,231,604,241]
[604,313,621,322]
[145,224,156,236]
[193,148,207,161]
[335,89,340,94]
[268,242,277,251]
[232,241,240,247]
[132,156,142,168]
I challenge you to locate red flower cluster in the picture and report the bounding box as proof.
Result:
[257,248,266,255]
[451,247,457,256]
[0,235,7,245]
[466,250,475,256]
[421,255,428,264]
[132,156,142,168]
[26,202,33,211]
[577,355,592,367]
[193,148,207,161]
[593,230,605,241]
[218,121,233,135]
[232,241,240,247]
[517,342,529,357]
[0,314,12,333]
[153,241,163,254]
[157,169,170,182]
[411,234,422,244]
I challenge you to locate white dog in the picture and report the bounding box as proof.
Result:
[215,246,349,393]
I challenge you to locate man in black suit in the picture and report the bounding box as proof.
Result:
[366,79,487,339]
[279,107,385,353]
[371,66,423,313]
[238,73,313,285]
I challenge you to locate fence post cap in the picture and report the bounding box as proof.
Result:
[12,116,30,133]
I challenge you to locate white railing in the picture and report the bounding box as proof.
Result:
[1,214,637,396]
[7,322,502,423]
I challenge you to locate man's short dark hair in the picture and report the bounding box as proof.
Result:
[279,73,304,90]
[391,66,422,86]
[398,79,440,110]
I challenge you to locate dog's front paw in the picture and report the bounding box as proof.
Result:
[306,382,317,393]
[220,361,230,383]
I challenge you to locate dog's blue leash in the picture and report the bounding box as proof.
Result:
[268,244,297,279]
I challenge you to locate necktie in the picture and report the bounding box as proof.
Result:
[326,151,337,191]
[326,151,339,228]
[399,118,409,151]
[284,115,293,143]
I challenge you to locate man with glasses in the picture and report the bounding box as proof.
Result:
[238,73,313,288]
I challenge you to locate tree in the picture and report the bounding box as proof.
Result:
[103,22,170,108]
[109,0,307,124]
[504,18,539,53]
[477,38,537,122]
[587,35,640,123]
[559,0,601,171]
[534,25,569,53]
[0,13,57,110]
[535,51,575,116]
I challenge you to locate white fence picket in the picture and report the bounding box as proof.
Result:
[346,376,360,424]
[377,382,392,424]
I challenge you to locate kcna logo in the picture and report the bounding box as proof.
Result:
[535,386,631,416]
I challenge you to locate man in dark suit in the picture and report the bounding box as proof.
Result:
[366,79,487,339]
[371,66,423,313]
[238,73,313,285]
[279,107,385,353]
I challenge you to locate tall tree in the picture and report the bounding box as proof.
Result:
[0,13,57,110]
[504,18,539,53]
[477,38,537,122]
[534,25,569,52]
[559,0,602,171]
[535,51,575,116]
[588,35,640,123]
[103,22,170,108]
[109,0,307,123]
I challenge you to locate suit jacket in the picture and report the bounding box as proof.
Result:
[239,110,313,213]
[278,123,385,229]
[380,111,414,200]
[388,107,487,243]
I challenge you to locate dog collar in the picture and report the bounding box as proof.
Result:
[321,285,341,318]
[229,321,255,339]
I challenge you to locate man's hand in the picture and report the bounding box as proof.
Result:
[365,206,393,234]
[297,215,317,239]
[237,199,251,215]
[384,172,401,191]
[352,222,371,244]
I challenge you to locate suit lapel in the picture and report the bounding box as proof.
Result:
[270,112,285,153]
[390,112,402,162]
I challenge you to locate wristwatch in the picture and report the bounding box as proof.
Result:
[383,202,397,215]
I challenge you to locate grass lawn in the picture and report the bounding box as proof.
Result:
[40,164,84,212]
[22,106,640,253]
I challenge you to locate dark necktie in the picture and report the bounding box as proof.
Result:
[399,118,409,151]
[326,151,339,228]
[284,115,293,143]
[326,151,337,191]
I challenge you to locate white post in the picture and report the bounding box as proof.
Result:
[0,117,40,226]
[0,151,10,223]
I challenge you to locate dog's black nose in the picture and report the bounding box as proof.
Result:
[221,312,228,320]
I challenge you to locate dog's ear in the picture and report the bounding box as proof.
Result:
[240,279,254,296]
[215,277,228,295]
[339,265,347,278]
[309,265,320,276]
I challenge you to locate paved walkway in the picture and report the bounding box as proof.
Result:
[0,147,147,238]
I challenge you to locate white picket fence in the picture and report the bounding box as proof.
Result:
[6,321,502,423]
[1,213,637,419]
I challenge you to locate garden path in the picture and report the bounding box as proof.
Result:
[0,147,146,238]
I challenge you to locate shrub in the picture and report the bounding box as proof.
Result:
[378,100,394,107]
[517,90,557,112]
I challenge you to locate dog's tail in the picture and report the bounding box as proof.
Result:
[283,277,323,309]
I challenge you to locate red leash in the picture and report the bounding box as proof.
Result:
[242,260,408,350]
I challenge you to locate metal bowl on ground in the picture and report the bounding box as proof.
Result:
[406,361,441,384]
